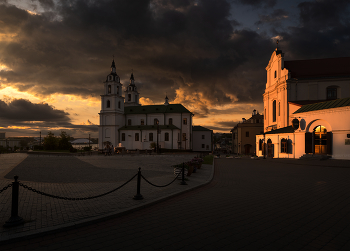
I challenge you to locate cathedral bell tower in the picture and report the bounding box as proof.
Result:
[98,59,125,150]
[124,73,141,107]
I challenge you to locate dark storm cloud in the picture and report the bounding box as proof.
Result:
[0,98,97,134]
[0,0,272,110]
[255,9,289,26]
[234,0,277,8]
[276,0,350,60]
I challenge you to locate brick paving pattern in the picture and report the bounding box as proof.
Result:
[0,154,212,243]
[2,156,350,250]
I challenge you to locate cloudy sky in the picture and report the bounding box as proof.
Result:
[1,0,349,137]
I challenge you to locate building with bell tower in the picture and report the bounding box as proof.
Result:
[124,73,140,107]
[98,59,125,150]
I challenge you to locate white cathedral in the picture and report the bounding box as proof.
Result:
[98,60,194,151]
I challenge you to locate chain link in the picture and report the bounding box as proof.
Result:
[0,183,13,194]
[19,173,137,200]
[141,169,182,188]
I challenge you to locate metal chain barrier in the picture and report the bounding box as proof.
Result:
[141,169,182,188]
[18,173,138,200]
[0,184,12,194]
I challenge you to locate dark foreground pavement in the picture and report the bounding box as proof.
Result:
[2,158,350,250]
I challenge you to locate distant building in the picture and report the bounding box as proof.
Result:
[192,126,213,152]
[231,110,263,155]
[98,60,193,150]
[0,133,21,149]
[256,46,350,159]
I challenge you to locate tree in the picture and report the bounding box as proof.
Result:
[58,131,72,150]
[43,131,58,150]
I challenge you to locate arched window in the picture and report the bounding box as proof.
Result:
[107,100,110,108]
[274,71,277,78]
[118,101,121,109]
[108,85,111,94]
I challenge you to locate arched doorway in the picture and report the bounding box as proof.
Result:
[267,139,273,157]
[314,125,327,154]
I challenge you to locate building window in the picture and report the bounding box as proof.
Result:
[108,85,111,94]
[165,133,169,141]
[122,133,125,141]
[327,87,337,100]
[206,145,209,150]
[256,119,259,123]
[135,133,139,141]
[154,118,158,125]
[272,100,276,122]
[233,133,235,139]
[281,138,287,153]
[128,119,132,126]
[246,132,249,137]
[278,102,280,116]
[149,133,153,141]
[202,144,205,148]
[202,135,205,139]
[169,118,173,125]
[128,94,131,101]
[183,118,187,125]
[274,71,277,78]
[182,133,186,141]
[107,100,110,108]
[141,119,144,125]
[117,86,119,94]
[135,95,137,101]
[118,101,121,109]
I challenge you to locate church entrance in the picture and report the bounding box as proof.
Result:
[314,125,327,155]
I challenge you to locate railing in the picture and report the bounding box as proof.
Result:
[1,163,188,228]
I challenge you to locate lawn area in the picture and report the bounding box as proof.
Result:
[203,154,214,165]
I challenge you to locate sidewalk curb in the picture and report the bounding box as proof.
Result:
[0,160,215,245]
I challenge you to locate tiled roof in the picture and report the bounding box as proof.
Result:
[264,126,295,135]
[192,126,212,131]
[288,100,327,107]
[294,97,350,114]
[284,57,350,79]
[124,104,192,114]
[119,125,179,131]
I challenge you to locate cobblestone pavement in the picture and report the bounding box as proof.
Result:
[0,153,212,243]
[2,157,350,250]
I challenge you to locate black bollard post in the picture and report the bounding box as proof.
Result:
[180,162,187,185]
[3,176,24,228]
[133,168,144,200]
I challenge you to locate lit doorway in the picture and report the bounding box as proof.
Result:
[314,125,327,154]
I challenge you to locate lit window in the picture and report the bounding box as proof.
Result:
[183,118,187,125]
[182,133,186,141]
[154,118,158,125]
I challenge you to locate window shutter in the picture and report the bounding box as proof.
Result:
[327,132,332,155]
[305,132,313,153]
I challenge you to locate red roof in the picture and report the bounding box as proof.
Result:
[284,57,350,79]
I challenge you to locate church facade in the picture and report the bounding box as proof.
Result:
[256,47,350,159]
[98,60,193,150]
